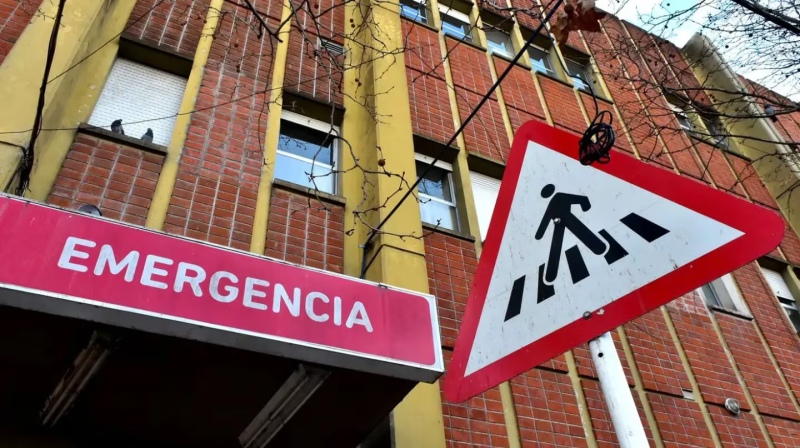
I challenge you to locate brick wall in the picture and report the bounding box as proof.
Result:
[47,132,163,226]
[424,231,478,348]
[124,0,207,57]
[162,3,272,251]
[538,76,585,134]
[455,87,509,161]
[441,351,509,448]
[512,369,587,447]
[264,185,344,272]
[0,0,39,64]
[402,20,454,143]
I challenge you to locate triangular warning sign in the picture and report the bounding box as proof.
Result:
[444,121,784,403]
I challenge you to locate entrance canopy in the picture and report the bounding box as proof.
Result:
[0,195,443,447]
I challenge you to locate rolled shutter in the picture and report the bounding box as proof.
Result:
[469,172,501,241]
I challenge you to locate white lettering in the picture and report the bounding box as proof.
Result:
[141,255,173,289]
[346,302,373,333]
[244,277,269,310]
[333,296,342,326]
[273,283,301,317]
[174,262,206,297]
[58,237,96,272]
[210,271,238,303]
[94,244,139,282]
[306,292,330,322]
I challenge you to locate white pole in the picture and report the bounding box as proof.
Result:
[589,331,649,448]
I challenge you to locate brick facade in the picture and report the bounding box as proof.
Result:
[47,132,163,226]
[18,0,800,445]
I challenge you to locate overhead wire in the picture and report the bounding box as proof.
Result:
[540,26,615,165]
[16,0,68,196]
[358,0,565,278]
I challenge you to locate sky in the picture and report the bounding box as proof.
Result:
[595,0,708,47]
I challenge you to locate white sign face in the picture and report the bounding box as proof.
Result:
[464,141,743,376]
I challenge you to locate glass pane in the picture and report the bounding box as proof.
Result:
[701,283,722,307]
[419,198,458,230]
[441,15,470,41]
[486,30,512,57]
[416,161,452,200]
[278,120,334,164]
[566,58,590,90]
[675,114,693,131]
[783,305,800,332]
[400,0,426,22]
[528,47,552,74]
[275,152,335,193]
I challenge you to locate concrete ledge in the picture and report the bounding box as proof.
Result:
[422,222,476,242]
[272,178,347,206]
[78,124,167,155]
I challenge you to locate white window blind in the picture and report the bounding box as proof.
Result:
[762,267,793,300]
[88,59,188,146]
[470,171,501,241]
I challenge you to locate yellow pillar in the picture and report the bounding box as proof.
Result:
[248,0,293,253]
[146,0,226,229]
[340,0,445,446]
[0,0,136,196]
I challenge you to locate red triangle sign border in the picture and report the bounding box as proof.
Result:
[443,120,785,403]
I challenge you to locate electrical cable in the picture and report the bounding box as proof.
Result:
[359,0,565,278]
[541,26,615,165]
[16,0,68,196]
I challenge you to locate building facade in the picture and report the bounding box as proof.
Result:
[2,0,800,446]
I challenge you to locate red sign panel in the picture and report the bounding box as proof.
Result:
[0,195,443,382]
[444,121,785,401]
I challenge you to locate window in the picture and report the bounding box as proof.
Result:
[88,58,188,146]
[761,267,800,332]
[416,155,459,231]
[698,274,746,312]
[668,102,693,132]
[400,0,428,23]
[699,113,729,148]
[470,171,500,241]
[276,111,339,194]
[565,56,592,91]
[485,28,513,58]
[439,6,473,43]
[528,45,555,76]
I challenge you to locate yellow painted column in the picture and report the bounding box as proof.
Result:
[340,1,445,447]
[249,0,293,253]
[0,0,136,195]
[146,0,226,229]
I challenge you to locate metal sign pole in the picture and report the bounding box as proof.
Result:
[589,331,649,448]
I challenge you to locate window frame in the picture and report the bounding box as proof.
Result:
[668,102,694,132]
[760,265,800,332]
[415,154,460,231]
[528,45,555,77]
[400,0,428,24]
[484,27,514,58]
[276,110,340,194]
[697,274,749,315]
[698,112,729,149]
[438,5,473,43]
[564,56,593,91]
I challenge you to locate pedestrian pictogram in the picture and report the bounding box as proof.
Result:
[444,120,785,403]
[505,184,672,321]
